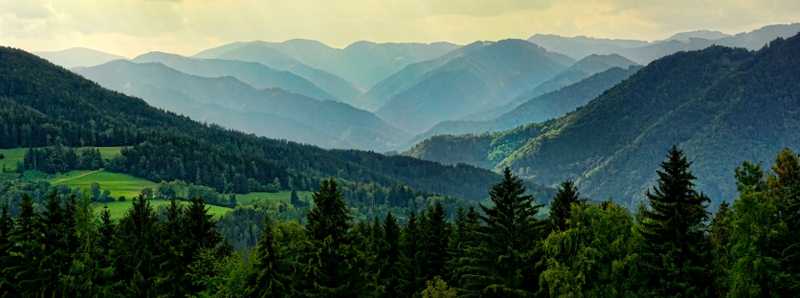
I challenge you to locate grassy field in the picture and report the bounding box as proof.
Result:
[236,191,313,207]
[95,199,232,220]
[0,148,26,173]
[50,170,158,198]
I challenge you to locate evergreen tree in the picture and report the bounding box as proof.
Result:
[639,146,710,296]
[184,197,226,294]
[114,195,159,297]
[0,203,13,293]
[3,194,43,296]
[549,180,582,231]
[39,191,71,296]
[420,202,450,282]
[399,211,425,297]
[303,179,360,296]
[446,207,481,293]
[156,199,189,296]
[379,212,401,297]
[471,167,546,297]
[247,215,288,297]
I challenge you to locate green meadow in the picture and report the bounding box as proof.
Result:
[50,170,158,199]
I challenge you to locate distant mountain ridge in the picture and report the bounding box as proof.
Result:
[373,39,575,133]
[74,60,410,152]
[529,23,800,64]
[194,41,363,105]
[133,51,337,101]
[407,33,800,207]
[408,65,641,149]
[35,47,125,68]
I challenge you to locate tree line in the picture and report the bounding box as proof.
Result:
[1,146,800,297]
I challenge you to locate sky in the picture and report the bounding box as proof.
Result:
[1,0,799,57]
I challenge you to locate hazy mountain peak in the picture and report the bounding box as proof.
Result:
[34,47,125,68]
[666,30,731,42]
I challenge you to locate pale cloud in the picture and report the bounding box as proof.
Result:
[0,0,798,57]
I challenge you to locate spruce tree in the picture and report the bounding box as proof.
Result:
[39,191,69,295]
[420,202,450,282]
[157,199,188,296]
[0,203,13,293]
[3,194,43,296]
[247,215,288,297]
[379,212,401,297]
[304,179,359,296]
[639,146,710,296]
[447,207,480,293]
[399,211,424,296]
[184,197,225,294]
[473,167,546,296]
[114,195,159,297]
[549,180,582,231]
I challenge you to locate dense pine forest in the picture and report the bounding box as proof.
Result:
[1,146,799,297]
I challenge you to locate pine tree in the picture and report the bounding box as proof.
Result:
[0,203,13,293]
[114,195,159,297]
[303,179,359,296]
[379,212,401,297]
[247,215,288,297]
[420,202,450,283]
[472,167,546,297]
[639,146,710,296]
[184,197,225,294]
[157,199,188,296]
[399,211,424,296]
[3,194,44,296]
[549,180,582,231]
[39,191,71,295]
[447,207,480,293]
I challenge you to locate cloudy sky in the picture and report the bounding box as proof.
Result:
[2,0,799,57]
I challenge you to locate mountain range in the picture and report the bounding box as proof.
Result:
[530,23,800,64]
[408,32,800,207]
[372,39,574,133]
[410,65,642,145]
[73,60,410,152]
[35,47,125,68]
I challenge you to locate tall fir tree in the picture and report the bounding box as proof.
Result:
[114,195,159,297]
[420,202,450,283]
[446,207,481,294]
[399,211,425,297]
[3,194,44,296]
[379,212,401,297]
[471,167,546,297]
[639,146,711,296]
[303,179,360,296]
[549,180,582,231]
[0,203,13,294]
[247,215,288,297]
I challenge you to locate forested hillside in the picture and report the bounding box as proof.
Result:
[0,46,500,200]
[409,34,800,206]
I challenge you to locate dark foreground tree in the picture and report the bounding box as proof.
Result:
[639,146,710,296]
[549,180,582,231]
[469,168,546,297]
[303,179,360,296]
